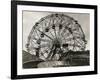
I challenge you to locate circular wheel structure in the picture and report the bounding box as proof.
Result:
[26,13,87,61]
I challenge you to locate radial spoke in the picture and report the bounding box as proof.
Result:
[73,31,81,36]
[46,44,54,60]
[56,16,61,24]
[35,29,41,38]
[75,39,84,46]
[44,20,47,27]
[63,33,73,42]
[52,19,57,39]
[47,18,55,38]
[68,43,81,47]
[50,48,57,60]
[37,29,53,40]
[65,36,81,42]
[40,52,46,59]
[74,39,84,49]
[74,46,78,51]
[54,27,57,39]
[58,16,64,36]
[56,15,63,33]
[60,33,68,43]
[40,38,51,42]
[31,36,38,40]
[31,39,37,44]
[40,43,51,48]
[73,37,75,51]
[49,31,55,38]
[65,37,74,41]
[29,46,38,49]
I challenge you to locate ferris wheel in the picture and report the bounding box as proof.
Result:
[26,13,87,61]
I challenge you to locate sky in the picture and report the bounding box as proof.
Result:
[22,11,90,51]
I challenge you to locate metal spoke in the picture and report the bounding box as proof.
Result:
[40,43,51,48]
[40,52,46,59]
[49,31,55,38]
[74,39,84,49]
[31,39,37,44]
[40,38,51,42]
[68,43,81,47]
[46,44,54,60]
[34,29,41,39]
[47,18,55,38]
[37,28,53,40]
[52,17,57,39]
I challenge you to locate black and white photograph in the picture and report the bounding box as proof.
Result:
[11,1,97,79]
[22,11,90,69]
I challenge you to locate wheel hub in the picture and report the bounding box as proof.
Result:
[53,39,61,48]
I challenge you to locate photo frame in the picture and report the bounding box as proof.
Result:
[11,0,97,79]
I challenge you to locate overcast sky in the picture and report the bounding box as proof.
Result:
[22,11,90,51]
